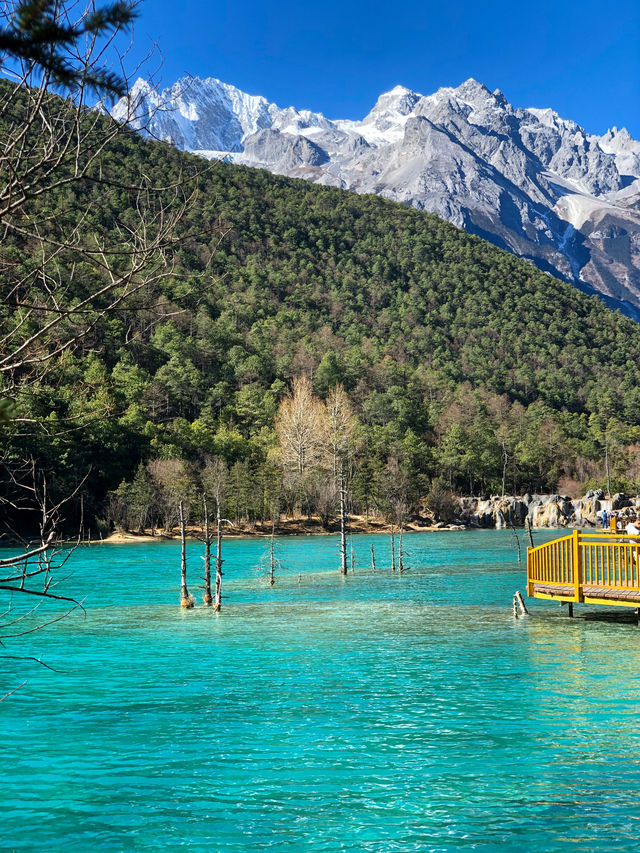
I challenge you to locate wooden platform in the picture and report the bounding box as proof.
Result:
[528,530,640,610]
[534,583,640,604]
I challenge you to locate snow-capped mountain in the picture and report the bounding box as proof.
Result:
[114,77,640,317]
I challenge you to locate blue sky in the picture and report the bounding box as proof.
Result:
[125,0,639,137]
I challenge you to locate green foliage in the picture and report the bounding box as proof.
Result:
[0,0,136,95]
[6,93,640,527]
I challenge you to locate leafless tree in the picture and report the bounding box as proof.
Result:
[275,376,325,478]
[0,1,209,417]
[146,459,193,532]
[275,375,325,515]
[178,499,193,608]
[201,493,212,605]
[323,385,356,575]
[276,379,359,573]
[0,457,86,679]
[383,457,411,572]
[324,384,356,476]
[0,2,220,677]
[201,457,227,612]
[255,509,283,588]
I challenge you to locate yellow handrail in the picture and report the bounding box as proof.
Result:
[526,530,640,604]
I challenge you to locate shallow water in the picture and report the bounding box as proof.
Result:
[3,530,640,851]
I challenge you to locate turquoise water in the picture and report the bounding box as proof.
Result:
[3,530,640,852]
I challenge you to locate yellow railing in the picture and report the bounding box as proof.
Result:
[527,530,640,606]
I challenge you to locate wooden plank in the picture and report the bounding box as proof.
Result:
[534,583,574,596]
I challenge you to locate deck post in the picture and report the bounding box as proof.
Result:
[572,529,582,603]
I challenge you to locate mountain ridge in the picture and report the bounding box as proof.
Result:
[114,76,640,317]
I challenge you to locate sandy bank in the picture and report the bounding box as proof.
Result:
[101,516,461,543]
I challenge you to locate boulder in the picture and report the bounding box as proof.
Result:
[611,493,630,510]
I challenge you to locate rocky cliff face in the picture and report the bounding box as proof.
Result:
[114,77,640,317]
[457,491,639,529]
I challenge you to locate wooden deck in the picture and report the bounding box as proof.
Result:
[527,529,640,609]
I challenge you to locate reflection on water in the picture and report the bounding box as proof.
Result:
[2,530,640,851]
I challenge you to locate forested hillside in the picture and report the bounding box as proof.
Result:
[4,105,640,532]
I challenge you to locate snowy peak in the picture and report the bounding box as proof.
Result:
[116,75,275,151]
[364,85,420,119]
[599,127,640,167]
[452,77,493,103]
[112,76,640,317]
[525,106,579,134]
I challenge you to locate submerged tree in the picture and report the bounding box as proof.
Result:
[201,494,213,605]
[390,524,396,572]
[257,519,284,587]
[324,384,357,576]
[202,457,227,612]
[178,500,193,608]
[338,460,348,575]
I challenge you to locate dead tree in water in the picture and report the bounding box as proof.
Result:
[257,517,283,587]
[339,460,348,576]
[507,512,522,563]
[179,501,194,608]
[269,523,276,586]
[324,385,356,575]
[202,458,228,611]
[202,495,213,605]
[390,524,396,572]
[382,457,411,573]
[214,498,223,611]
[370,543,376,572]
[525,516,535,549]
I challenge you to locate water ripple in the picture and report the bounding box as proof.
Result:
[2,531,640,851]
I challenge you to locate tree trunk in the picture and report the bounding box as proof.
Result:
[179,501,193,608]
[214,498,223,611]
[269,522,275,586]
[203,495,212,605]
[339,460,348,575]
[526,516,535,549]
[370,543,376,572]
[390,524,396,572]
[398,523,404,573]
[502,447,508,498]
[507,513,521,563]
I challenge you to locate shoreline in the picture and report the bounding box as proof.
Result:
[101,517,463,544]
[99,491,631,544]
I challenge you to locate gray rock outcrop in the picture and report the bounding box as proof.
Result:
[456,493,640,529]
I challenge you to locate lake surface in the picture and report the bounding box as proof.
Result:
[3,530,640,851]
